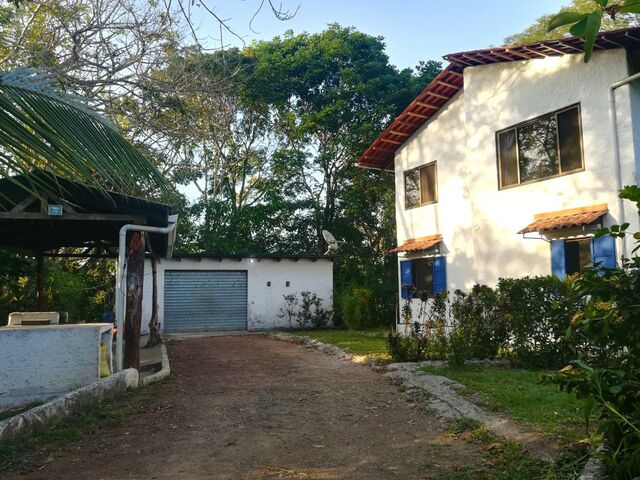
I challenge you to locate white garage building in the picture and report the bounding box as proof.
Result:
[141,254,333,333]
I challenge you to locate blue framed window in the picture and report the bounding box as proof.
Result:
[551,235,616,278]
[400,257,447,298]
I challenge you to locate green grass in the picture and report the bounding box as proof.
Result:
[421,364,591,441]
[0,392,135,468]
[434,417,587,480]
[296,328,390,360]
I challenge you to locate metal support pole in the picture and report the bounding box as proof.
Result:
[115,221,177,371]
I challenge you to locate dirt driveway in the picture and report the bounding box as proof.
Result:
[2,335,480,479]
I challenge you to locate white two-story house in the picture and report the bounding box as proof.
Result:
[358,28,640,324]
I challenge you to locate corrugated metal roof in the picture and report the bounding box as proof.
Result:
[518,204,608,234]
[358,27,640,171]
[390,234,442,254]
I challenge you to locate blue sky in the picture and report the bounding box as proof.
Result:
[197,0,569,70]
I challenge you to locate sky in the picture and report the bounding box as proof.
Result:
[196,0,570,70]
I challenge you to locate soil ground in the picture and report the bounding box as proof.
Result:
[1,335,482,479]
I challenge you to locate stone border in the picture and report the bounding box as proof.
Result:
[139,344,171,387]
[0,368,139,443]
[385,362,557,462]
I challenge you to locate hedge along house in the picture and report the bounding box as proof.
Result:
[358,28,640,327]
[140,254,333,333]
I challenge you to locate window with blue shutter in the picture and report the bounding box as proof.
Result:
[433,256,447,294]
[400,260,412,299]
[551,239,566,279]
[551,235,616,278]
[591,235,616,270]
[399,257,447,297]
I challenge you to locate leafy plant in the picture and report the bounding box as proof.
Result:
[547,0,640,62]
[298,291,332,329]
[387,321,429,363]
[277,293,299,329]
[548,187,640,477]
[340,287,375,330]
[0,69,168,196]
[498,276,583,369]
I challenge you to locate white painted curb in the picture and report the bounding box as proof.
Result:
[140,344,171,387]
[0,368,139,443]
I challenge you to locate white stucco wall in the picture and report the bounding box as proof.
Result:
[0,324,112,408]
[141,256,334,332]
[395,48,639,296]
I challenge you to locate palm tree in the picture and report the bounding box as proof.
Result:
[0,69,168,197]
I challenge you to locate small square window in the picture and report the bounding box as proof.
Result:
[405,162,437,209]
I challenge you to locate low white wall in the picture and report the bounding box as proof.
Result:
[141,256,334,332]
[0,324,112,408]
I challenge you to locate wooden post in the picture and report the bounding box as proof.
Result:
[124,232,145,370]
[36,254,45,311]
[145,254,163,348]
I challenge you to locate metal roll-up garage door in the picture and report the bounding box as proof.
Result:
[164,270,248,332]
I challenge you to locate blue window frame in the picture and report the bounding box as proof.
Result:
[400,257,447,298]
[551,235,616,279]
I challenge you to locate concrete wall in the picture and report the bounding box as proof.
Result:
[0,324,112,408]
[394,49,639,301]
[141,257,334,332]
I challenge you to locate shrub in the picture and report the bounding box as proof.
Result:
[296,291,332,329]
[547,186,640,477]
[340,288,375,330]
[277,291,332,329]
[277,294,298,329]
[497,276,582,368]
[387,322,428,362]
[549,256,640,477]
[450,285,508,361]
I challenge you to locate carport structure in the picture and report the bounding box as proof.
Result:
[0,170,176,370]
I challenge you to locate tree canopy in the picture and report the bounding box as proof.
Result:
[505,0,639,45]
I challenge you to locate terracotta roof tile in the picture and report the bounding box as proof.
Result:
[390,234,442,254]
[358,27,640,171]
[518,204,608,234]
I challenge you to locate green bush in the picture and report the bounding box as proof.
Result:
[340,287,375,330]
[549,257,640,478]
[387,322,428,362]
[547,186,640,478]
[450,285,508,361]
[498,276,582,369]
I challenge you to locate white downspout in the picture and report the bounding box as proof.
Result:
[609,71,640,260]
[115,221,177,371]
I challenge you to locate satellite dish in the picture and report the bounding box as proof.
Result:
[322,230,343,255]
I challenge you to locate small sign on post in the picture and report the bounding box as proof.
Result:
[47,204,63,216]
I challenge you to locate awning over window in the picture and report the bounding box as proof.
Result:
[390,234,442,254]
[518,204,608,234]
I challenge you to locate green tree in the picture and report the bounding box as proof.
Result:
[505,0,639,46]
[242,24,439,254]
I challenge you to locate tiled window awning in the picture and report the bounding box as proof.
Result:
[390,234,442,254]
[518,204,608,234]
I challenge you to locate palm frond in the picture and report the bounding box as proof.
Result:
[0,69,169,197]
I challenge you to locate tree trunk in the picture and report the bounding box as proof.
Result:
[145,254,163,348]
[124,232,145,370]
[36,253,45,311]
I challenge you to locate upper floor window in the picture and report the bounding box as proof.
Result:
[497,105,583,189]
[404,162,437,209]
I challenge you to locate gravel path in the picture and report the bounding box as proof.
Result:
[2,335,481,480]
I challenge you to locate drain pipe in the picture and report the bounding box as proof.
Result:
[115,221,177,371]
[609,71,640,260]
